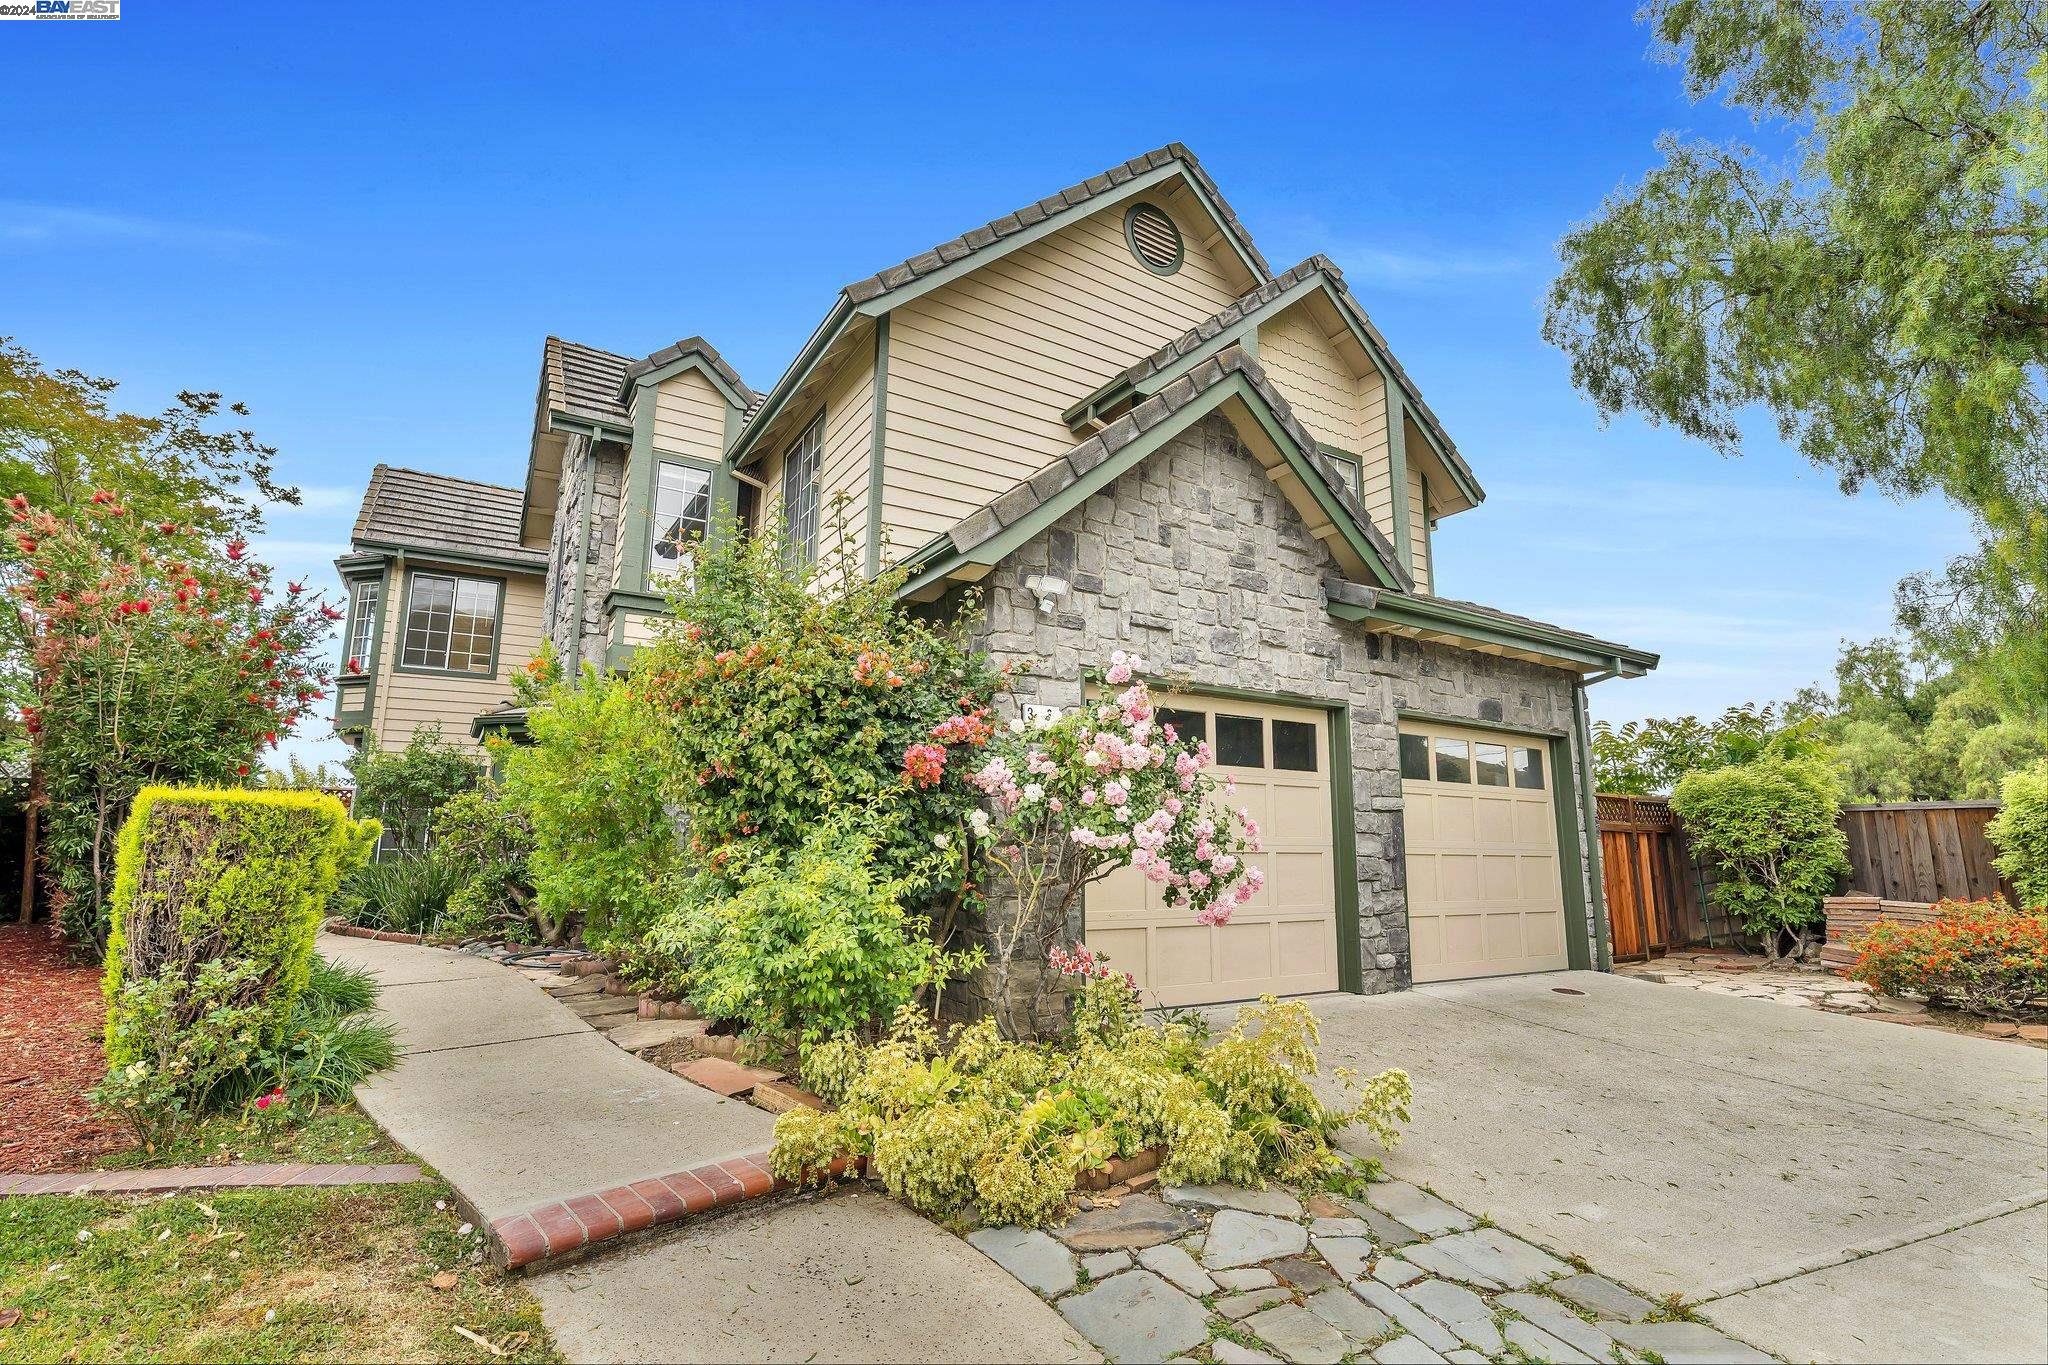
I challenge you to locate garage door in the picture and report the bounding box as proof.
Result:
[1400,721,1569,983]
[1085,693,1340,1007]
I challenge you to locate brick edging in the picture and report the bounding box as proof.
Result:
[324,923,427,944]
[488,1152,862,1270]
[0,1162,423,1197]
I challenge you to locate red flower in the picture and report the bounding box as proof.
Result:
[226,539,247,562]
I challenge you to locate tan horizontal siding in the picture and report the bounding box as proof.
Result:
[817,349,875,566]
[1407,463,1431,592]
[879,198,1242,554]
[651,371,727,462]
[370,563,545,753]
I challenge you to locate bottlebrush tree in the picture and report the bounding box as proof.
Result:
[3,491,338,949]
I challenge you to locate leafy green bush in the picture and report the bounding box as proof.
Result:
[1850,898,2048,1019]
[432,783,555,944]
[337,855,465,936]
[345,726,482,855]
[93,959,273,1147]
[771,977,1412,1227]
[104,787,380,1067]
[1987,763,2048,907]
[500,664,683,963]
[649,810,981,1045]
[1670,757,1849,960]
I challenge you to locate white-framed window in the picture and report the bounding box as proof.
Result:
[399,572,500,674]
[343,578,380,673]
[650,461,712,582]
[1319,445,1363,497]
[780,415,823,563]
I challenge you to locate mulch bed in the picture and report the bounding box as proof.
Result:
[0,923,134,1172]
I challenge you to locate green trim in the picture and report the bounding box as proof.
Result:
[1395,706,1566,740]
[350,539,543,577]
[567,441,594,671]
[1420,482,1435,590]
[1549,731,1595,972]
[1332,595,1659,674]
[332,564,390,732]
[900,371,1404,600]
[1317,444,1364,498]
[470,709,530,742]
[1573,682,1614,970]
[866,314,890,576]
[1123,202,1185,275]
[547,411,633,441]
[727,295,856,469]
[1387,391,1412,569]
[1329,703,1363,993]
[628,353,750,411]
[604,587,668,615]
[615,391,658,595]
[390,567,509,679]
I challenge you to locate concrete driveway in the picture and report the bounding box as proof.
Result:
[1308,970,2047,1364]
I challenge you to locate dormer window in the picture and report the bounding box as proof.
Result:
[650,460,712,582]
[781,415,823,563]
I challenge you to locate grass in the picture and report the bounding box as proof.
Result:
[96,1104,400,1172]
[0,1106,559,1363]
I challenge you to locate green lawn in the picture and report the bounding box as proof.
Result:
[0,1108,559,1363]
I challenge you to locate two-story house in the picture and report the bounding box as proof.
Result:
[335,144,1656,1002]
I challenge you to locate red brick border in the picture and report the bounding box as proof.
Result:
[0,1162,423,1197]
[488,1152,864,1270]
[323,923,427,944]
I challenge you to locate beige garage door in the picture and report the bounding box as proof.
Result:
[1086,693,1339,1007]
[1400,721,1569,983]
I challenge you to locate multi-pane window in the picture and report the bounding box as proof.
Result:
[400,572,499,674]
[343,578,379,673]
[650,461,712,582]
[1319,446,1363,497]
[780,415,823,563]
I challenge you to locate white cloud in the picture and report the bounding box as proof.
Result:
[0,202,272,250]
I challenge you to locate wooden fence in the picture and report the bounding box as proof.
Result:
[1595,794,2014,959]
[1838,802,2015,905]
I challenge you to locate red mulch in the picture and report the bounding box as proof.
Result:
[0,923,134,1172]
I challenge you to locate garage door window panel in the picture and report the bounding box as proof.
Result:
[1272,719,1318,772]
[1158,708,1207,745]
[1216,714,1264,768]
[1473,742,1510,787]
[1433,737,1471,783]
[1512,746,1545,789]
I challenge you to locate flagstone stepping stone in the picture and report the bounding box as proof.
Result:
[1137,1242,1213,1296]
[602,1017,708,1053]
[1269,1255,1339,1293]
[1603,1320,1775,1363]
[672,1056,782,1098]
[1214,1266,1277,1291]
[1218,1287,1296,1320]
[966,1225,1077,1298]
[1243,1302,1349,1364]
[1351,1204,1422,1246]
[1401,1278,1501,1354]
[1202,1209,1308,1268]
[1212,1342,1282,1364]
[1307,1216,1374,1239]
[1550,1272,1657,1323]
[1056,1270,1208,1362]
[1082,1251,1131,1278]
[1362,1181,1472,1237]
[1503,1318,1598,1363]
[1310,1234,1373,1280]
[1054,1193,1199,1251]
[549,975,608,997]
[1163,1182,1303,1217]
[1444,1352,1486,1364]
[1371,1256,1425,1288]
[565,993,639,1019]
[1353,1281,1460,1354]
[1496,1292,1616,1359]
[1303,1286,1390,1344]
[1407,1227,1572,1290]
[1371,1337,1447,1364]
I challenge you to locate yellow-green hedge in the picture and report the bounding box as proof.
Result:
[104,787,380,1066]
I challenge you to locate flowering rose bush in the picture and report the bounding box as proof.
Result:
[1849,898,2048,1019]
[907,651,1264,1036]
[3,493,336,947]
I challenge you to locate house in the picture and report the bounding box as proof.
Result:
[336,143,1656,1004]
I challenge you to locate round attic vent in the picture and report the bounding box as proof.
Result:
[1124,203,1184,275]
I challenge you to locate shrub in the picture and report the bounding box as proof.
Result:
[345,726,482,856]
[1987,763,2048,907]
[432,783,556,944]
[103,787,379,1068]
[770,968,1412,1227]
[333,854,464,936]
[93,959,273,1147]
[649,809,982,1044]
[1670,757,1849,959]
[1850,899,2048,1018]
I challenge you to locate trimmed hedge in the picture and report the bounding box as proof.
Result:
[1988,763,2048,907]
[104,787,380,1066]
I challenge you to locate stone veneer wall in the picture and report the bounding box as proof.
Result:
[540,434,627,673]
[953,412,1596,1021]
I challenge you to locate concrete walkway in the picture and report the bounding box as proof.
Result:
[327,934,1096,1363]
[1304,969,2048,1364]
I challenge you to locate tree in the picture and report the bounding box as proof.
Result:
[343,726,482,855]
[1592,701,1821,793]
[1545,1,2048,700]
[1671,756,1851,961]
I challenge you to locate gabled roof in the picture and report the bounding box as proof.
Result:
[1068,255,1482,509]
[731,143,1272,468]
[618,336,756,407]
[542,337,635,432]
[349,464,547,570]
[1324,578,1659,676]
[902,343,1413,599]
[840,143,1271,308]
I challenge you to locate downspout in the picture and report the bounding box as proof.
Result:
[1575,667,1620,971]
[568,438,596,676]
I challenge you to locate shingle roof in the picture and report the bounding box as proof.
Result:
[942,343,1412,591]
[542,337,634,430]
[619,336,756,405]
[1099,255,1479,502]
[350,465,546,569]
[839,143,1272,307]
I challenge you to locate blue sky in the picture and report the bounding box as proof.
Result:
[0,2,1974,770]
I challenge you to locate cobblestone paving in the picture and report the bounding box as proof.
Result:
[1613,949,1911,1018]
[962,1180,1776,1364]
